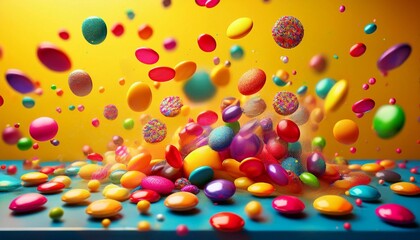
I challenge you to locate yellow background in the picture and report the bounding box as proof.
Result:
[0,0,419,161]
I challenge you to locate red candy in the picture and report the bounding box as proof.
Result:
[37,42,71,72]
[349,43,366,57]
[165,145,183,169]
[39,166,55,175]
[210,212,245,232]
[37,182,65,193]
[130,189,161,203]
[111,23,124,37]
[148,66,175,82]
[197,34,216,52]
[276,119,300,143]
[87,152,104,161]
[7,165,17,175]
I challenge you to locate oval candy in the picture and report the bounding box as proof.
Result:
[5,69,35,94]
[130,189,161,203]
[390,182,420,196]
[126,82,152,112]
[272,195,305,214]
[210,212,244,232]
[238,68,266,96]
[247,182,274,197]
[226,17,253,39]
[313,195,353,216]
[375,170,401,183]
[68,69,93,96]
[9,193,47,212]
[164,192,198,211]
[204,179,236,202]
[37,181,65,193]
[62,189,90,204]
[324,79,348,112]
[141,176,174,195]
[376,203,415,225]
[267,164,289,186]
[21,172,48,186]
[347,185,381,201]
[86,199,122,218]
[37,42,71,71]
[135,47,159,64]
[352,98,375,114]
[189,166,214,186]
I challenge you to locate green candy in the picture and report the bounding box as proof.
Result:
[17,137,32,151]
[49,207,64,221]
[82,16,107,45]
[373,105,405,139]
[225,121,240,134]
[299,172,319,188]
[183,71,216,102]
[123,118,135,130]
[311,136,326,151]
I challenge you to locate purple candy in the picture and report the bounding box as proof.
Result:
[204,179,236,202]
[222,105,243,123]
[5,69,35,94]
[352,98,375,113]
[306,152,326,177]
[377,43,411,74]
[267,164,289,186]
[230,133,262,161]
[181,184,200,194]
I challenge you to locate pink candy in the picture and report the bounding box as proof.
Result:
[135,47,159,64]
[141,176,175,195]
[352,98,375,113]
[272,195,305,214]
[9,193,47,212]
[376,203,415,224]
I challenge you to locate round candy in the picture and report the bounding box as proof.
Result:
[164,192,198,211]
[352,98,375,113]
[210,65,230,86]
[311,136,326,151]
[313,195,353,216]
[189,166,214,186]
[137,200,150,214]
[86,199,122,218]
[309,54,327,72]
[103,104,118,120]
[230,45,244,59]
[272,91,299,116]
[37,42,71,72]
[148,66,175,82]
[49,207,64,221]
[267,164,289,186]
[183,71,216,102]
[68,69,93,96]
[276,119,300,143]
[143,118,167,143]
[349,43,366,57]
[163,37,177,50]
[272,195,305,214]
[245,201,262,219]
[29,117,58,142]
[364,23,377,34]
[347,185,381,201]
[130,189,161,203]
[123,118,134,130]
[333,119,359,145]
[226,17,253,39]
[376,203,415,225]
[239,157,264,178]
[17,137,33,151]
[272,16,304,49]
[111,22,124,36]
[324,79,348,112]
[174,61,197,82]
[210,212,244,232]
[88,179,101,192]
[62,189,90,204]
[2,126,22,145]
[204,179,235,202]
[160,96,183,117]
[135,47,159,64]
[238,68,266,96]
[197,34,216,52]
[234,177,254,190]
[141,176,174,195]
[208,126,234,151]
[377,43,411,74]
[315,78,336,99]
[373,105,405,139]
[5,69,35,94]
[243,97,266,118]
[9,193,47,212]
[281,157,304,176]
[247,182,274,197]
[230,133,262,161]
[82,16,107,45]
[22,96,35,108]
[127,82,152,112]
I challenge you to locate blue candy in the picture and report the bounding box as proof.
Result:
[281,157,304,176]
[348,185,381,201]
[189,166,214,186]
[208,126,235,151]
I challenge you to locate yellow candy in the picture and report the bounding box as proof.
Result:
[86,199,122,218]
[183,146,222,177]
[390,182,420,196]
[126,81,152,112]
[88,179,101,192]
[137,221,151,231]
[361,163,384,173]
[348,164,361,171]
[102,184,119,195]
[78,164,102,180]
[51,175,72,188]
[109,163,127,173]
[222,159,244,178]
[324,79,348,112]
[53,168,65,175]
[247,182,275,197]
[275,69,290,82]
[70,161,88,167]
[127,152,152,172]
[102,218,111,228]
[21,172,48,185]
[103,187,130,201]
[226,17,253,39]
[180,105,190,116]
[174,61,197,82]
[62,189,90,204]
[120,171,146,189]
[164,192,199,211]
[210,65,230,86]
[379,159,396,169]
[234,177,255,190]
[137,200,151,214]
[313,195,353,216]
[245,200,263,219]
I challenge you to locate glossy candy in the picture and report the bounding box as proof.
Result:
[29,117,58,142]
[208,126,234,151]
[347,185,381,201]
[272,195,305,214]
[204,179,236,202]
[230,45,244,59]
[165,145,183,168]
[306,152,326,176]
[239,157,264,178]
[148,66,175,82]
[373,105,405,139]
[315,78,336,99]
[189,166,214,186]
[37,43,71,71]
[9,193,47,212]
[86,199,122,218]
[82,16,107,45]
[127,152,152,171]
[324,79,348,112]
[247,182,274,197]
[245,201,262,219]
[234,177,254,189]
[109,170,127,184]
[103,186,130,201]
[183,145,222,177]
[361,163,384,173]
[50,176,71,188]
[141,176,174,195]
[62,189,90,204]
[226,17,253,39]
[174,61,197,82]
[299,172,319,188]
[352,98,375,113]
[197,34,216,52]
[364,23,377,34]
[210,65,230,86]
[127,82,152,112]
[309,54,327,72]
[5,69,35,94]
[265,137,288,159]
[313,195,353,216]
[37,182,65,193]
[164,192,199,211]
[390,182,420,196]
[21,172,48,186]
[138,24,153,40]
[333,119,359,145]
[197,110,218,126]
[0,175,21,191]
[130,189,161,203]
[222,105,242,123]
[376,203,415,224]
[349,43,366,57]
[375,170,401,183]
[49,207,64,221]
[230,133,262,161]
[135,47,159,64]
[210,212,245,232]
[276,119,300,143]
[377,43,411,74]
[267,164,289,186]
[238,68,266,95]
[120,171,146,189]
[2,126,22,145]
[272,16,304,49]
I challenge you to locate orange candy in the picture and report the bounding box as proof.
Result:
[333,119,359,145]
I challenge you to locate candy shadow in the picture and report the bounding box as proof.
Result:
[169,208,201,216]
[213,199,235,205]
[62,200,91,208]
[88,213,123,223]
[250,216,269,222]
[10,206,47,216]
[41,191,65,195]
[320,213,356,221]
[278,212,308,219]
[383,221,419,228]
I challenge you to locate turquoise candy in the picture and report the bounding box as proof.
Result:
[373,105,405,139]
[0,175,21,192]
[82,16,107,45]
[208,126,235,151]
[272,76,287,87]
[230,45,244,60]
[296,85,308,95]
[65,166,80,176]
[287,142,302,158]
[348,185,381,201]
[109,170,127,184]
[281,157,304,176]
[189,166,214,186]
[315,78,336,99]
[299,172,319,188]
[364,23,377,34]
[183,71,216,102]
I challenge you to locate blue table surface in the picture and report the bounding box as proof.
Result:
[0,160,419,240]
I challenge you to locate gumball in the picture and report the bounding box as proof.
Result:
[265,137,288,159]
[2,126,22,145]
[230,133,263,161]
[333,119,359,145]
[276,119,300,143]
[49,207,64,221]
[29,117,59,141]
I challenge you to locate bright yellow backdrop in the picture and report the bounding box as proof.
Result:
[0,0,419,161]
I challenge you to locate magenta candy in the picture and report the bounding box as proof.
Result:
[195,0,206,6]
[197,110,218,126]
[29,117,59,141]
[377,43,411,73]
[2,126,22,145]
[222,105,242,123]
[185,122,204,136]
[135,47,159,64]
[352,98,375,113]
[205,0,220,8]
[141,176,174,195]
[197,34,216,52]
[5,69,35,94]
[306,152,326,177]
[267,164,289,186]
[163,37,177,50]
[148,66,175,82]
[9,193,47,212]
[349,43,366,57]
[276,119,300,143]
[272,195,305,214]
[230,133,262,161]
[37,42,71,72]
[376,203,415,224]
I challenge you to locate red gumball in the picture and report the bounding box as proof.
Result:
[265,137,288,159]
[276,119,300,143]
[7,165,17,175]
